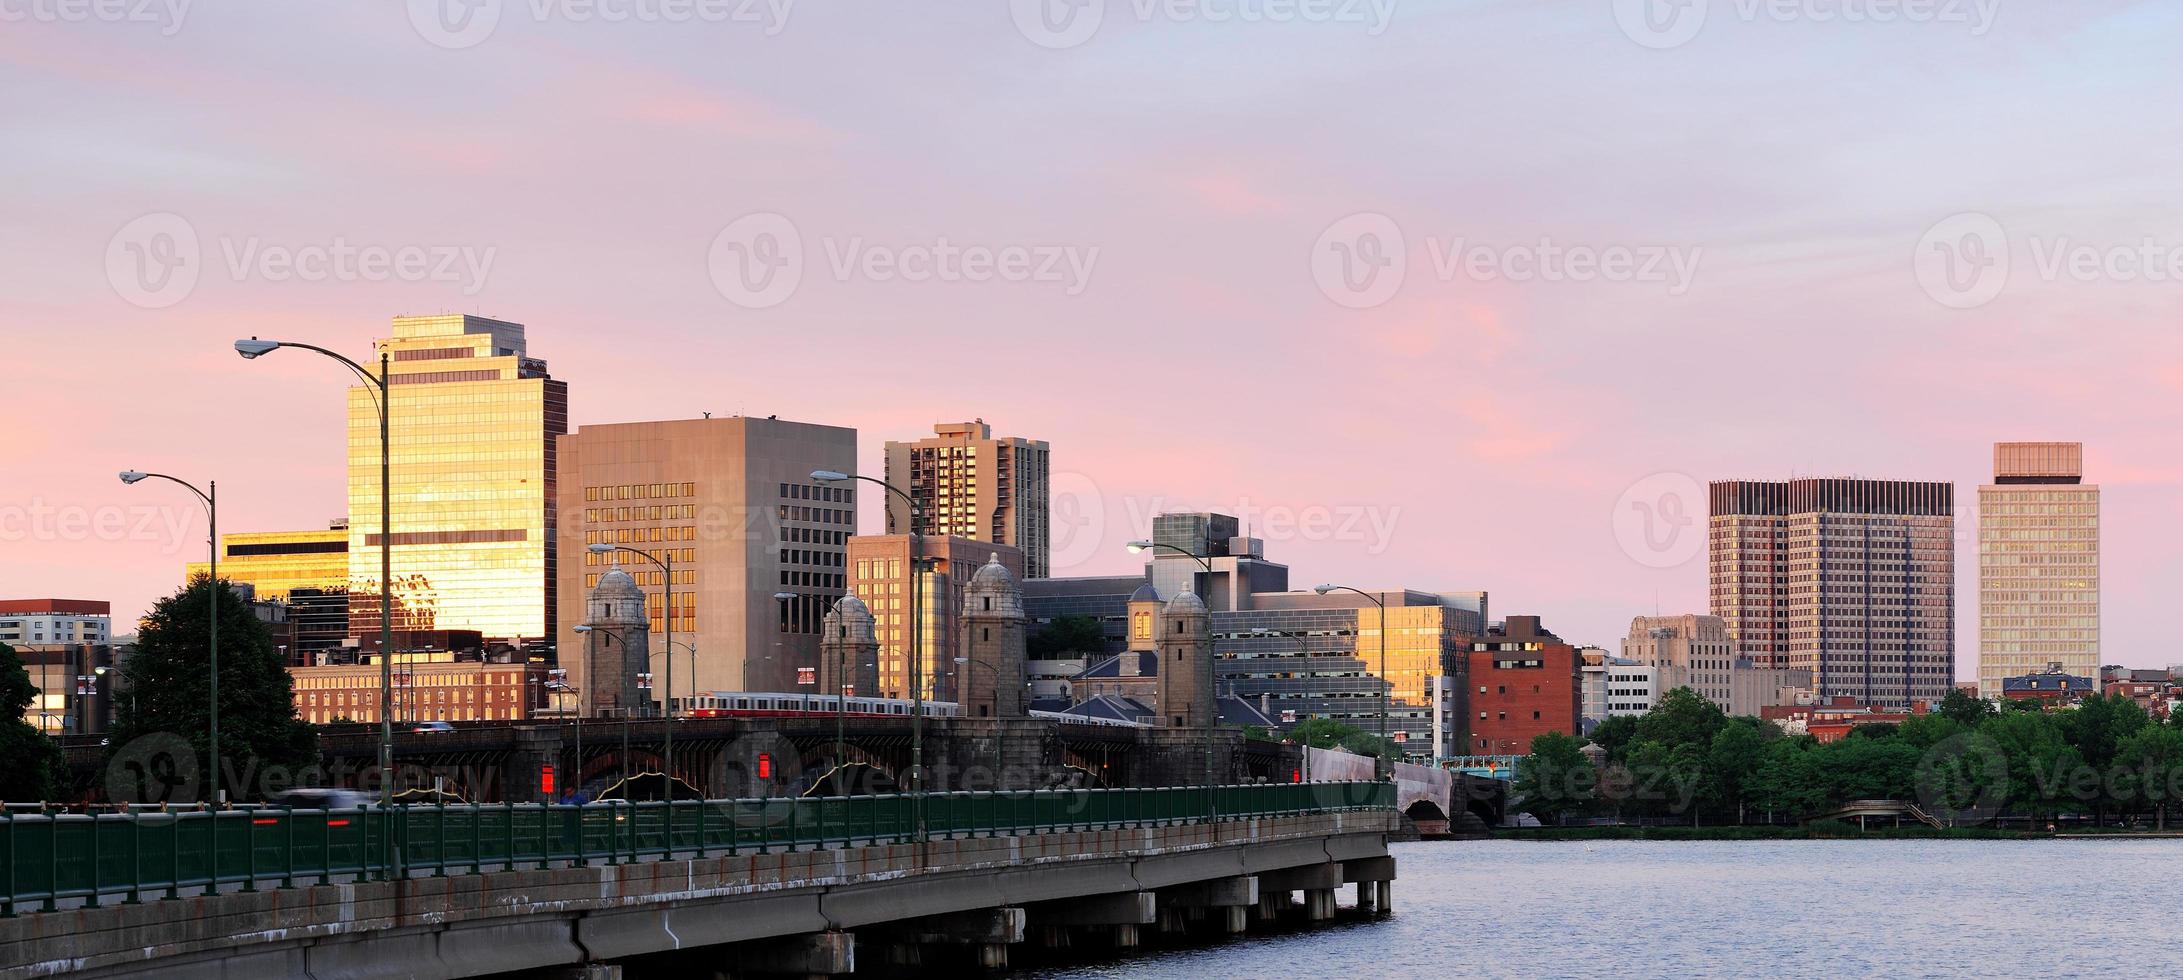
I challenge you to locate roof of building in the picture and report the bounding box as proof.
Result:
[1128,582,1161,603]
[2003,673,2095,694]
[970,553,1014,589]
[1080,650,1158,679]
[1060,695,1154,725]
[1165,589,1206,614]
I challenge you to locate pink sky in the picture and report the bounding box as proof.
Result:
[4,2,2181,676]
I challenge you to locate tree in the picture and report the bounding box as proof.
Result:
[1588,715,1640,764]
[0,641,64,802]
[1633,687,1727,753]
[1938,687,1994,728]
[2114,725,2183,831]
[105,576,315,802]
[2061,694,2149,824]
[1515,731,1595,825]
[1283,717,1398,763]
[1704,719,1773,824]
[1028,616,1107,660]
[1749,736,1825,819]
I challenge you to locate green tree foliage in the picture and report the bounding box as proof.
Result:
[1283,717,1398,762]
[2113,725,2183,830]
[1633,687,1727,752]
[1703,719,1775,822]
[1516,731,1596,824]
[1938,687,1994,728]
[0,641,65,802]
[1587,715,1639,764]
[1027,615,1107,660]
[105,576,315,802]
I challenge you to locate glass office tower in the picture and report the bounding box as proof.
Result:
[349,314,567,648]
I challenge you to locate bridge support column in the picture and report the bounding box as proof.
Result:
[1161,876,1257,934]
[873,907,1023,971]
[1344,855,1396,918]
[1027,891,1155,950]
[1303,889,1337,922]
[1358,881,1379,915]
[538,966,622,980]
[737,931,855,977]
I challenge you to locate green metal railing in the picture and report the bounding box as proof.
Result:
[0,782,1391,915]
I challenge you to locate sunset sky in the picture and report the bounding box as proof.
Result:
[5,2,2181,674]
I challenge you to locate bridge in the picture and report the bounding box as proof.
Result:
[1803,799,1946,831]
[1300,747,1505,836]
[0,783,1396,978]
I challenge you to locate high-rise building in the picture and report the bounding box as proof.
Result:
[187,522,349,665]
[556,416,858,700]
[1979,442,2100,700]
[884,421,1051,578]
[352,315,568,647]
[846,535,1025,701]
[1144,513,1292,612]
[1709,478,1956,708]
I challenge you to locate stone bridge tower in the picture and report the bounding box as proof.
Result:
[819,592,879,700]
[1157,588,1213,728]
[583,569,651,717]
[959,554,1026,718]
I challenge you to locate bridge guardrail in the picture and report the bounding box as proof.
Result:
[0,781,1392,915]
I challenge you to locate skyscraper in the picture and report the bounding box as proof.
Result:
[1979,442,2100,699]
[556,415,857,700]
[884,421,1051,578]
[351,315,567,648]
[1709,478,1955,708]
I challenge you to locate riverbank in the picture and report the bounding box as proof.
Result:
[1498,824,2036,841]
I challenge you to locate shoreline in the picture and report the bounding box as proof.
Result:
[1486,826,2183,842]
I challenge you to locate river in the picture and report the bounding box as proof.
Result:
[1023,838,2183,978]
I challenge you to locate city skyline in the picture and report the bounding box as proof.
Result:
[8,5,2183,678]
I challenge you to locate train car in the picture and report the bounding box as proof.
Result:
[685,692,962,720]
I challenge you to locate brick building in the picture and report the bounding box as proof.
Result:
[1466,616,1581,755]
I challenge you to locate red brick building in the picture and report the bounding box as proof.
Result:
[1466,615,1581,755]
[1761,695,1931,743]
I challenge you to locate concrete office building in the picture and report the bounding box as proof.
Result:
[1710,478,1956,708]
[846,536,1025,701]
[352,315,568,647]
[557,415,858,701]
[187,523,350,665]
[885,421,1051,578]
[1979,442,2100,701]
[0,599,111,647]
[1620,614,1808,716]
[1143,513,1292,612]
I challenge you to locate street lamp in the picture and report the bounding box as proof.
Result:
[1316,584,1391,780]
[813,469,931,842]
[233,336,397,813]
[119,469,221,802]
[588,543,678,798]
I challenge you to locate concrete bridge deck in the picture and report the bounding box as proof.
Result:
[1,785,1398,979]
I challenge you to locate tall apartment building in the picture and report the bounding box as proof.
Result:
[1979,442,2100,700]
[351,315,568,647]
[187,523,350,665]
[846,535,1025,701]
[884,421,1051,578]
[1709,478,1956,708]
[556,416,857,702]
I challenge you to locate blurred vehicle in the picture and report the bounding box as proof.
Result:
[267,788,374,809]
[410,721,456,734]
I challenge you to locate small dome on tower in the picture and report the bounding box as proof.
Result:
[593,568,641,600]
[970,553,1014,588]
[1165,589,1206,614]
[832,592,873,623]
[1128,582,1162,603]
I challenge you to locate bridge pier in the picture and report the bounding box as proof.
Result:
[1026,891,1155,951]
[1345,855,1396,917]
[871,907,1023,971]
[735,931,855,977]
[1161,876,1257,935]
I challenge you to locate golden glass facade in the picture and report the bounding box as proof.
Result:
[186,524,350,663]
[1979,443,2099,698]
[846,535,1025,700]
[350,315,566,645]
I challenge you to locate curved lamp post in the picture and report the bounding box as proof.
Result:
[588,543,676,796]
[233,337,396,811]
[1315,584,1390,781]
[811,469,930,842]
[118,470,220,801]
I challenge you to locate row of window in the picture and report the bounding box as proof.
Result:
[585,483,697,501]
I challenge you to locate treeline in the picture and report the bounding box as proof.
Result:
[1517,687,2183,828]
